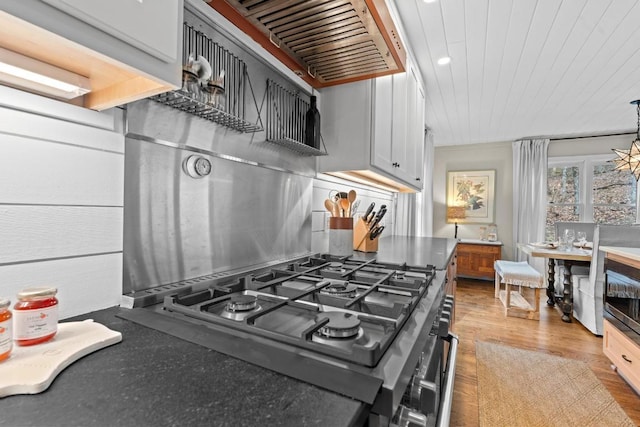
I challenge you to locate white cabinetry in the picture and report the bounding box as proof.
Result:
[371,75,394,173]
[318,59,425,192]
[42,0,179,63]
[413,83,426,183]
[0,0,182,110]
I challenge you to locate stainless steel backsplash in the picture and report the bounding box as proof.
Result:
[123,132,313,294]
[122,6,315,295]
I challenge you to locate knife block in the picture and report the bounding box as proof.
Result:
[353,217,379,252]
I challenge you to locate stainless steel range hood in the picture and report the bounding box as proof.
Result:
[206,0,406,88]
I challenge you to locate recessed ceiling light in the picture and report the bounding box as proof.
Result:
[423,0,438,3]
[437,56,451,65]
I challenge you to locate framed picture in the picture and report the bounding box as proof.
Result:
[447,170,496,224]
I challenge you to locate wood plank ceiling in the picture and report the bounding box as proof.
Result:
[391,0,640,146]
[208,0,406,87]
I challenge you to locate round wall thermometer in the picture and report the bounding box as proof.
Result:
[183,155,212,178]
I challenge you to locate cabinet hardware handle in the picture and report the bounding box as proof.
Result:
[269,32,281,48]
[622,354,632,363]
[307,66,316,78]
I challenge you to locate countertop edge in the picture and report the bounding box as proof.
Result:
[600,246,640,262]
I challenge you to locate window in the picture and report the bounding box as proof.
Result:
[546,155,638,240]
[592,163,637,224]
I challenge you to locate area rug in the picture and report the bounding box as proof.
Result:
[475,341,635,427]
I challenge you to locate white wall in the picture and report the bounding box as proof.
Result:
[433,135,633,260]
[433,141,514,257]
[0,86,124,319]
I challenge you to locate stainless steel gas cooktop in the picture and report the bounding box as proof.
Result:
[162,255,433,367]
[119,253,450,423]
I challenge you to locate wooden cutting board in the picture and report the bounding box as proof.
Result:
[0,319,122,397]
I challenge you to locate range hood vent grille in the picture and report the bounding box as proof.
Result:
[209,0,405,87]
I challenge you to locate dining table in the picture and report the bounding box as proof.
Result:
[518,243,592,322]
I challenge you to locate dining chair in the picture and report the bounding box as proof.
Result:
[571,224,640,335]
[552,221,596,283]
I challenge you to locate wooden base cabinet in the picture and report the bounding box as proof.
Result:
[603,319,640,393]
[456,240,502,281]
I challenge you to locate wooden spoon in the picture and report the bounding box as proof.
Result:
[347,190,356,217]
[348,190,357,204]
[340,198,350,217]
[324,199,336,217]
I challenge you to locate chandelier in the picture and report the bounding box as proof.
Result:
[612,100,640,181]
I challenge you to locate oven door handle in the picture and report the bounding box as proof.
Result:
[436,332,459,427]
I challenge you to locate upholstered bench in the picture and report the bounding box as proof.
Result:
[494,260,544,320]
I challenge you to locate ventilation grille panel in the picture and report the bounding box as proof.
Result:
[212,0,405,86]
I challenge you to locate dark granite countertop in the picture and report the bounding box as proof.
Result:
[0,236,456,427]
[0,307,366,427]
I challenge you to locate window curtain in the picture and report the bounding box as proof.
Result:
[394,193,416,236]
[513,139,549,269]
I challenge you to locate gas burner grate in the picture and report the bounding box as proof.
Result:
[156,253,436,367]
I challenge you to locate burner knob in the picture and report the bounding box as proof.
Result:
[438,315,451,338]
[395,405,429,427]
[410,376,438,416]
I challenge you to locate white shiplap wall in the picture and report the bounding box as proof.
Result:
[0,86,124,319]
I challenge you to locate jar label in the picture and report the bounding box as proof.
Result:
[13,305,58,340]
[0,318,11,354]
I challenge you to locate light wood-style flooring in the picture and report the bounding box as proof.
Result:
[450,278,640,426]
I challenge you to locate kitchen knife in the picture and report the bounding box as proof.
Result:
[372,207,386,224]
[368,215,382,231]
[367,210,375,223]
[368,207,386,230]
[363,202,375,222]
[370,226,385,240]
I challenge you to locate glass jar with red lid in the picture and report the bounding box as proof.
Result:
[0,298,12,361]
[13,287,58,346]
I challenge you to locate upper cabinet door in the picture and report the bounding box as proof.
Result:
[414,84,426,187]
[42,0,179,62]
[401,65,418,183]
[391,70,408,179]
[372,75,394,173]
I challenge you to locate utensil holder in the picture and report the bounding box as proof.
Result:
[353,217,379,252]
[329,217,353,256]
